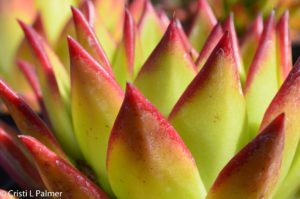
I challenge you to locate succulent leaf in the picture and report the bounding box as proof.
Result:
[54,0,94,70]
[71,6,114,78]
[169,32,246,189]
[0,79,67,160]
[0,122,44,190]
[195,23,223,70]
[107,83,206,199]
[112,9,144,88]
[240,14,263,73]
[93,0,126,42]
[276,10,292,86]
[223,13,246,83]
[138,0,165,59]
[206,114,285,199]
[129,0,146,24]
[20,135,109,199]
[69,36,123,195]
[135,19,197,116]
[260,58,300,194]
[188,0,217,52]
[245,11,278,138]
[19,21,82,159]
[17,60,49,122]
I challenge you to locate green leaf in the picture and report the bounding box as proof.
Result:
[260,58,300,196]
[245,11,278,138]
[69,37,123,196]
[19,21,81,159]
[206,114,285,199]
[135,19,197,116]
[188,0,217,52]
[240,14,263,73]
[20,135,109,199]
[169,32,246,189]
[138,0,165,59]
[107,84,206,199]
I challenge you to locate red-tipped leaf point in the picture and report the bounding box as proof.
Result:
[71,6,114,77]
[195,23,224,70]
[223,13,245,81]
[20,136,109,199]
[17,60,49,123]
[124,9,135,73]
[112,9,140,88]
[188,0,217,51]
[0,122,44,190]
[135,19,197,116]
[260,58,300,188]
[240,14,263,72]
[207,114,285,199]
[276,10,292,85]
[245,11,278,138]
[0,79,67,160]
[69,35,123,195]
[107,83,206,199]
[169,32,245,189]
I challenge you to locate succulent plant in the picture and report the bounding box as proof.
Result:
[0,0,300,199]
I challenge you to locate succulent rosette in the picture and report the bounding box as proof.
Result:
[0,0,300,199]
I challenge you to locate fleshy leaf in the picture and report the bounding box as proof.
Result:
[176,19,198,61]
[260,58,300,194]
[169,32,246,189]
[206,114,285,199]
[129,0,146,24]
[138,0,165,59]
[245,11,278,138]
[223,13,246,82]
[12,13,47,101]
[19,21,82,159]
[276,10,292,86]
[240,14,263,73]
[93,13,117,62]
[69,36,124,195]
[93,0,125,42]
[188,0,217,52]
[0,122,44,190]
[135,19,197,116]
[17,60,49,122]
[112,9,144,88]
[195,23,223,70]
[20,135,109,199]
[71,6,114,77]
[54,0,94,70]
[0,79,67,160]
[107,84,206,199]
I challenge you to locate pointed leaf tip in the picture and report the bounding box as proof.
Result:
[195,23,224,69]
[20,136,109,199]
[71,6,113,77]
[107,84,206,199]
[123,9,135,74]
[169,30,245,189]
[135,18,197,116]
[188,0,217,51]
[207,114,285,199]
[70,34,123,195]
[0,79,67,160]
[223,13,245,82]
[276,10,292,85]
[244,11,277,138]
